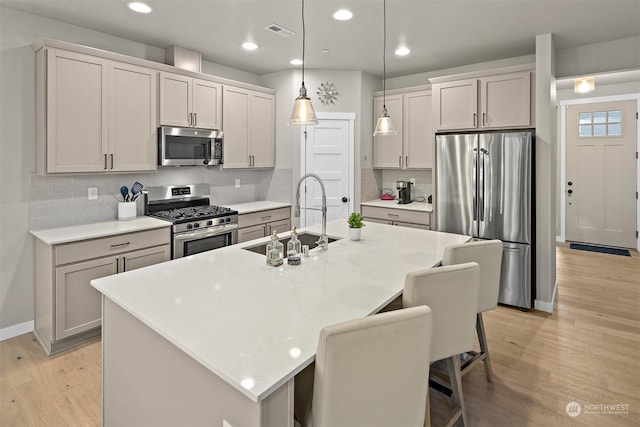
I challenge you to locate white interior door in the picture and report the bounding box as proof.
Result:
[566,100,637,248]
[300,114,354,228]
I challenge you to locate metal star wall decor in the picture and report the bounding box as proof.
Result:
[316,82,339,105]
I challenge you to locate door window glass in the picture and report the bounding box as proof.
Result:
[577,110,623,137]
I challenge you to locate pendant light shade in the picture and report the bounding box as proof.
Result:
[373,0,396,136]
[289,0,318,126]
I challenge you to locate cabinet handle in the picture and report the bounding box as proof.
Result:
[482,112,486,126]
[473,113,477,127]
[388,213,400,218]
[110,154,114,170]
[122,256,127,272]
[194,113,197,127]
[399,156,402,167]
[188,113,193,126]
[115,257,119,272]
[261,215,272,220]
[104,154,108,170]
[110,242,130,249]
[252,155,255,166]
[405,156,409,168]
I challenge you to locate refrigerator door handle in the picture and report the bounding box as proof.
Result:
[479,149,486,222]
[472,148,478,221]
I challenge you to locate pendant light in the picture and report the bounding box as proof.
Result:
[373,0,396,136]
[289,0,318,126]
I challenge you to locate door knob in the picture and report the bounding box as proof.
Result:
[341,197,349,203]
[567,189,573,194]
[568,182,573,186]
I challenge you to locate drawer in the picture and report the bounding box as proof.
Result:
[55,228,170,265]
[362,206,430,226]
[238,207,290,228]
[238,224,267,243]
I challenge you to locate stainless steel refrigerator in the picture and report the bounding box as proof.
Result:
[435,131,534,309]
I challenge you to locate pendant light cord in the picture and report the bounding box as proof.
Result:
[301,0,306,87]
[382,0,387,110]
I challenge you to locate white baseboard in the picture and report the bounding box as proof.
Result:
[0,320,34,342]
[534,279,559,313]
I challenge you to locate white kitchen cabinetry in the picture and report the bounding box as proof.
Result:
[373,90,433,169]
[433,71,531,131]
[361,205,430,230]
[223,86,275,169]
[36,48,157,174]
[159,72,222,129]
[237,207,291,243]
[36,49,157,175]
[35,228,170,355]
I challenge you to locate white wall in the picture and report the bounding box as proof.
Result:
[0,6,266,332]
[555,36,640,79]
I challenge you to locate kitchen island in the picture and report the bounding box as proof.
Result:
[91,219,468,427]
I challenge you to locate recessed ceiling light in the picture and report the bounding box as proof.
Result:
[394,46,411,56]
[127,2,152,14]
[333,9,353,21]
[242,42,258,51]
[290,59,303,65]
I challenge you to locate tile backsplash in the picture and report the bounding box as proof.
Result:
[30,167,292,230]
[381,170,433,202]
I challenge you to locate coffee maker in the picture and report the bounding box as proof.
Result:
[396,181,413,204]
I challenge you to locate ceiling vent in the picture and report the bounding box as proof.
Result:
[264,23,295,37]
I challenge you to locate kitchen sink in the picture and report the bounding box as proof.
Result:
[243,232,340,256]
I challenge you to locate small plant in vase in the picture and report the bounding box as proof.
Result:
[347,212,365,241]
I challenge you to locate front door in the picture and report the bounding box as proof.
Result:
[300,116,353,227]
[566,100,637,248]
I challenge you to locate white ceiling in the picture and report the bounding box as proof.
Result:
[2,0,639,78]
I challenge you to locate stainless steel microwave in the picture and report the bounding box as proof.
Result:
[158,126,223,166]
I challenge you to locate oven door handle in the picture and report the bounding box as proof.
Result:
[174,224,239,241]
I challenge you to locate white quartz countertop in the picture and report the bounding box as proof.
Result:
[91,220,468,402]
[30,217,172,245]
[226,201,291,215]
[361,199,433,212]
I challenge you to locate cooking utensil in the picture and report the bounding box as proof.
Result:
[130,182,143,201]
[120,186,129,202]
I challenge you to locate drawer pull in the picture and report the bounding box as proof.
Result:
[110,242,130,249]
[387,214,400,218]
[261,215,272,220]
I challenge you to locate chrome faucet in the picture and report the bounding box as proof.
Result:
[295,173,328,250]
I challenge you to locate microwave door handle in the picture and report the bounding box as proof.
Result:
[173,224,239,241]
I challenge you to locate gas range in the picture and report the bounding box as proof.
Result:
[143,184,239,258]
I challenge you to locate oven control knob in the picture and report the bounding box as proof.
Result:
[186,224,193,230]
[194,223,200,228]
[225,217,231,223]
[207,220,213,226]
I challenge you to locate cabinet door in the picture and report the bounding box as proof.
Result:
[55,256,118,340]
[373,94,403,168]
[404,91,432,169]
[47,49,108,173]
[159,72,192,127]
[250,92,275,167]
[267,219,291,235]
[222,86,251,168]
[110,62,157,172]
[433,79,478,131]
[122,245,170,272]
[193,79,222,130]
[238,224,266,243]
[480,71,531,129]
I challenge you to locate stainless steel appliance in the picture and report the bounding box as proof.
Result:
[396,181,413,204]
[158,127,223,166]
[435,131,535,309]
[144,184,238,258]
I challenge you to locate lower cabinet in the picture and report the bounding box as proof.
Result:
[361,205,431,230]
[35,227,170,355]
[237,207,291,243]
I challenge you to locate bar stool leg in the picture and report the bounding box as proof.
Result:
[446,356,467,427]
[476,313,493,383]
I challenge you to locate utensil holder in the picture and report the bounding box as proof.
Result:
[118,202,137,221]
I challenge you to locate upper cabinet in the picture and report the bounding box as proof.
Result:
[223,86,275,169]
[37,48,157,174]
[433,71,531,131]
[373,89,433,169]
[159,72,222,130]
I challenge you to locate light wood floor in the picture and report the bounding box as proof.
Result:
[1,245,639,426]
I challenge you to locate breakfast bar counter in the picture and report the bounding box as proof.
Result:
[92,219,468,426]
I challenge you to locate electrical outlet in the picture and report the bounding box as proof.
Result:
[88,187,98,200]
[235,179,241,188]
[410,178,416,186]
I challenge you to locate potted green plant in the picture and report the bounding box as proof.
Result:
[347,212,365,241]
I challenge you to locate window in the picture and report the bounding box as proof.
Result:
[578,110,622,137]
